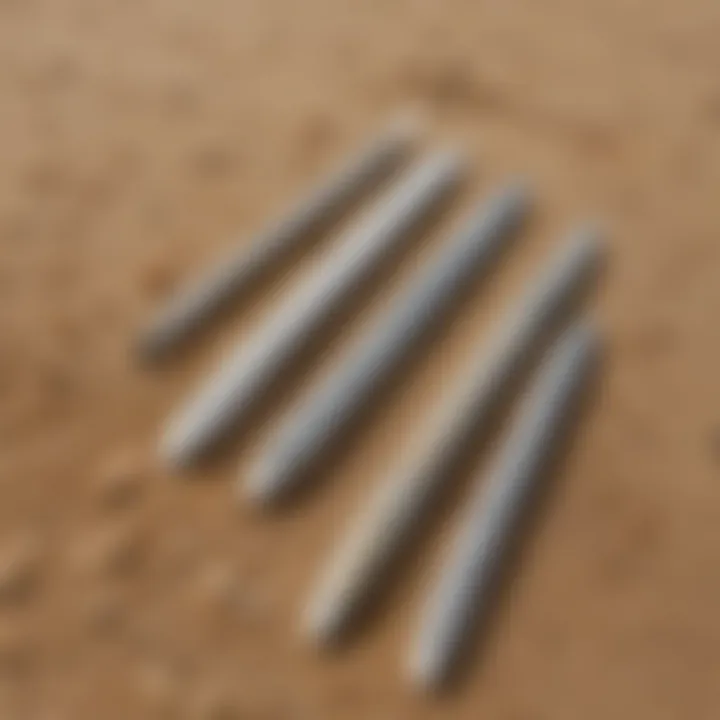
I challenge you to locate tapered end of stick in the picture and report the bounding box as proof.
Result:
[300,594,343,649]
[570,221,605,264]
[243,455,288,507]
[159,420,200,471]
[299,550,363,648]
[503,178,532,211]
[134,330,164,365]
[160,399,222,471]
[407,639,449,693]
[385,106,428,147]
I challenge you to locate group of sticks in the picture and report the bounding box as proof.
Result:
[137,115,604,690]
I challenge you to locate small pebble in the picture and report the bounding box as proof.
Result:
[189,143,238,178]
[0,619,33,673]
[140,260,179,301]
[94,451,145,509]
[704,91,720,124]
[189,679,240,720]
[192,560,237,610]
[296,111,339,161]
[162,80,201,115]
[83,589,125,636]
[709,427,720,463]
[235,583,274,626]
[158,530,203,579]
[22,161,68,197]
[136,660,180,717]
[0,534,43,605]
[69,521,145,577]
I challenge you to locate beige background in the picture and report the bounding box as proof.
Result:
[1,0,719,717]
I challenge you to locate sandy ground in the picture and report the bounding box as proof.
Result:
[1,0,720,717]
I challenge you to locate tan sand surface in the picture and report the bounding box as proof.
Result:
[1,0,719,717]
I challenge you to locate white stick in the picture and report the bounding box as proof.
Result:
[162,149,464,468]
[409,321,598,690]
[301,228,601,646]
[137,116,420,361]
[246,182,531,506]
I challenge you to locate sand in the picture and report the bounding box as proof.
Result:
[1,0,719,717]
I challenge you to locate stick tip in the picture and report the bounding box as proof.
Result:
[568,221,608,282]
[386,106,429,145]
[495,177,534,221]
[159,417,202,471]
[299,598,339,648]
[243,456,285,507]
[436,143,468,173]
[134,328,177,366]
[573,220,606,253]
[506,176,533,204]
[406,643,448,693]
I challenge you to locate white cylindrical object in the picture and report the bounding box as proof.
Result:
[162,149,464,467]
[137,117,420,361]
[247,182,531,506]
[409,321,598,690]
[301,228,601,646]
